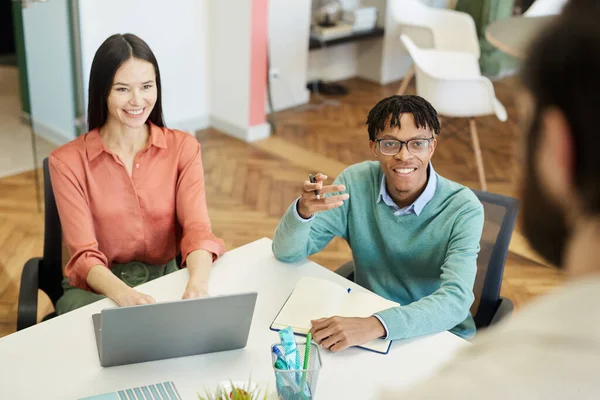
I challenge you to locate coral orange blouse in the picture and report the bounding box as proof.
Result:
[49,122,225,290]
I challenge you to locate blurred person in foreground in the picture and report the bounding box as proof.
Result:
[381,0,600,398]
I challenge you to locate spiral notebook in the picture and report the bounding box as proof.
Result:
[79,381,182,400]
[270,277,399,354]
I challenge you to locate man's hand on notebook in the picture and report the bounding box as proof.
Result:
[309,316,386,352]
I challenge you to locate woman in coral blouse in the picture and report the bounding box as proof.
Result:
[49,33,225,314]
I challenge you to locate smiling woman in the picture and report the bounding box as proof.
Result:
[47,33,225,314]
[87,34,164,132]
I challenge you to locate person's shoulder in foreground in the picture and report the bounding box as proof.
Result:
[379,0,600,398]
[379,275,600,400]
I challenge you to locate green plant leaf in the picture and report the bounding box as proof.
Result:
[197,377,269,400]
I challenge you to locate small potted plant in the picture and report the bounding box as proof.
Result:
[197,378,268,400]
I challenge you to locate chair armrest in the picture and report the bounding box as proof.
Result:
[490,296,514,326]
[17,258,41,331]
[335,261,355,281]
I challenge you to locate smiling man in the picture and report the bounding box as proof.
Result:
[272,95,484,351]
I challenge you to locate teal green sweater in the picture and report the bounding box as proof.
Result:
[272,161,484,340]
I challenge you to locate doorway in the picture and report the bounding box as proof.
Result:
[0,0,17,66]
[0,2,55,179]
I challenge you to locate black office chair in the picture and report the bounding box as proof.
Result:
[335,190,519,329]
[17,158,64,330]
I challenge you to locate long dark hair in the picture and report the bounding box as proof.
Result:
[87,33,165,131]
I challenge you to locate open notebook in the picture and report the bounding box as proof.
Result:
[271,277,400,354]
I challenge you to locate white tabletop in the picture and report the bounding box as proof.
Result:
[486,16,555,59]
[0,238,468,399]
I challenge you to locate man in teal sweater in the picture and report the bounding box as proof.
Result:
[272,95,484,352]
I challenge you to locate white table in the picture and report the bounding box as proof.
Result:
[486,16,555,59]
[0,238,468,399]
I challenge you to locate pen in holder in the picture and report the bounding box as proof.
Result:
[271,342,322,400]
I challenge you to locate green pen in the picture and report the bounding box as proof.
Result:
[300,333,312,398]
[302,333,312,371]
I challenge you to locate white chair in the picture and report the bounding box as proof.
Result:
[390,0,480,95]
[400,34,507,191]
[524,0,568,16]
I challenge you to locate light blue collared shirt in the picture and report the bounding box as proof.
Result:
[373,163,437,338]
[377,163,438,216]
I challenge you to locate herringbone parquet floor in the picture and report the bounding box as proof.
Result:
[0,77,564,338]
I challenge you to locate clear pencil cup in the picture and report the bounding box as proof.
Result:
[271,342,322,400]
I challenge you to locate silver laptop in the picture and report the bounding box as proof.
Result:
[92,292,258,367]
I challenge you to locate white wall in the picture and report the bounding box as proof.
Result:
[208,0,251,131]
[268,0,311,111]
[78,0,211,132]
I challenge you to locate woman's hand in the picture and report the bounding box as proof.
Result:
[112,287,156,307]
[87,264,155,307]
[183,249,214,299]
[182,281,209,300]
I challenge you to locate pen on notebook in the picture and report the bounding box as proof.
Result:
[308,174,320,200]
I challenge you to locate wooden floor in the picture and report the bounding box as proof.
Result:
[0,77,564,338]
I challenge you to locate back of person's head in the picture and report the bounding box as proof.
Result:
[519,0,600,266]
[521,0,600,214]
[87,33,165,131]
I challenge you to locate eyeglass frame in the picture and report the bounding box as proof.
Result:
[375,136,435,156]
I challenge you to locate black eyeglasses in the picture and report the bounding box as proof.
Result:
[376,137,434,156]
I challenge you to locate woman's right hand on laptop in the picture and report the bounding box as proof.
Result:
[112,287,156,307]
[87,265,156,307]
